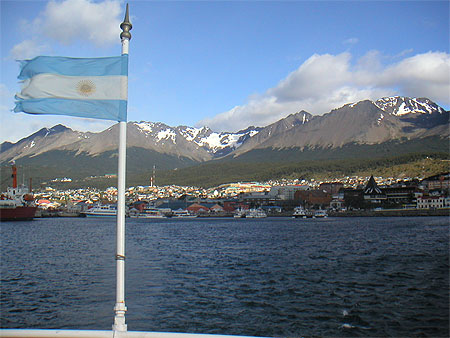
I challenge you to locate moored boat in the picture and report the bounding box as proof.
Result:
[172,208,197,218]
[0,203,37,221]
[129,207,166,218]
[247,208,267,218]
[0,164,36,221]
[313,209,328,218]
[82,204,117,217]
[233,208,247,218]
[292,206,306,218]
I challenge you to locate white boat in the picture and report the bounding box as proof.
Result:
[292,207,306,218]
[313,210,328,218]
[246,208,267,218]
[172,208,197,218]
[233,209,247,218]
[130,207,166,218]
[82,204,117,217]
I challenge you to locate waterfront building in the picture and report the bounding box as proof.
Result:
[241,191,275,205]
[269,185,309,200]
[417,196,450,209]
[187,203,210,215]
[65,201,87,214]
[363,176,387,205]
[330,198,345,211]
[382,186,417,207]
[294,190,332,209]
[209,204,225,213]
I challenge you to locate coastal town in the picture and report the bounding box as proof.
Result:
[27,172,450,218]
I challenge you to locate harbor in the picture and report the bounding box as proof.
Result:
[1,1,449,337]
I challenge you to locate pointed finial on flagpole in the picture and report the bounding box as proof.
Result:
[120,3,132,40]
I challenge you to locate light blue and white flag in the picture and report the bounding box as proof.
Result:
[14,55,128,121]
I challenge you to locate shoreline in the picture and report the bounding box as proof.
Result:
[34,208,450,218]
[328,208,450,217]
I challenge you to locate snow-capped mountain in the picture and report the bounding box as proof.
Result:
[0,121,261,163]
[232,97,448,155]
[134,122,261,157]
[374,96,445,116]
[1,96,447,167]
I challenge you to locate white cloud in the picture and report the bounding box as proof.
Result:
[268,53,353,102]
[9,39,48,60]
[199,51,450,132]
[13,0,122,53]
[379,52,450,100]
[41,0,122,47]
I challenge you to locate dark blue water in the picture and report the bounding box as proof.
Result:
[1,217,448,337]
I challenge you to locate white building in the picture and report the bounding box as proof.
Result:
[417,196,450,209]
[269,185,309,200]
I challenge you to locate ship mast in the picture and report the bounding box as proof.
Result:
[12,162,17,189]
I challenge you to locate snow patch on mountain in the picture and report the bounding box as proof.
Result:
[187,128,260,151]
[178,127,212,143]
[157,129,177,143]
[136,121,154,134]
[302,113,309,124]
[179,127,203,142]
[132,121,260,155]
[375,96,443,116]
[197,133,223,149]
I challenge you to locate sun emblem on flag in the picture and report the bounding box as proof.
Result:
[76,79,96,97]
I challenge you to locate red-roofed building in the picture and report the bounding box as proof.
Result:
[187,203,210,214]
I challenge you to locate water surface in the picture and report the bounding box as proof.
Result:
[1,216,448,337]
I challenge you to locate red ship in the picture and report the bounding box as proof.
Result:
[0,163,37,221]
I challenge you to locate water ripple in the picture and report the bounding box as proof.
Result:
[1,216,448,337]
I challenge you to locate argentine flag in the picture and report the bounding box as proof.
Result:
[14,55,128,122]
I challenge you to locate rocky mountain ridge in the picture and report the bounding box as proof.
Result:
[1,96,447,166]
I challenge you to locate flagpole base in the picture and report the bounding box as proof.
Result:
[113,303,128,332]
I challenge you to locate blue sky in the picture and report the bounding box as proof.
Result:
[1,0,449,143]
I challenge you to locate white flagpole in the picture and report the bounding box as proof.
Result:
[113,3,131,332]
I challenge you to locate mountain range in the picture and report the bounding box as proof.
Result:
[1,96,448,188]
